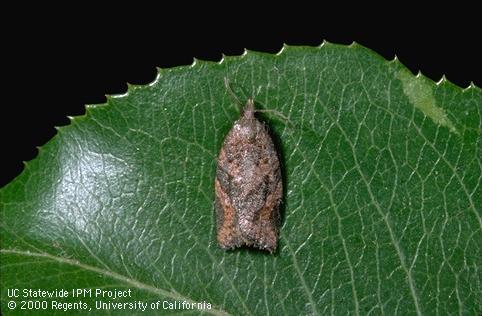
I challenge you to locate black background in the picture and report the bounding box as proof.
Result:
[2,11,481,188]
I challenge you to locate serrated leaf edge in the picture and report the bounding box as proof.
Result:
[9,41,482,196]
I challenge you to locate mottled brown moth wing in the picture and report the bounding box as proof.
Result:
[215,99,282,253]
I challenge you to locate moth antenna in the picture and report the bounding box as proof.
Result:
[224,77,245,113]
[224,77,292,128]
[255,109,293,129]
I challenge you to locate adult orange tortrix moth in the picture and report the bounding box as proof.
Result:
[215,79,282,253]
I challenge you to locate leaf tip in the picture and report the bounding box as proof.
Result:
[148,71,161,87]
[219,53,227,64]
[276,45,287,56]
[434,73,478,91]
[436,75,447,85]
[52,125,62,137]
[109,91,129,99]
[464,81,481,92]
[191,57,198,67]
[348,41,359,48]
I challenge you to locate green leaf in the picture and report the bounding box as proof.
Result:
[1,43,481,315]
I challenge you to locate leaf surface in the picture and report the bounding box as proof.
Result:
[1,43,481,315]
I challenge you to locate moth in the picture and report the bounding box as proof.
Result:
[215,89,282,253]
